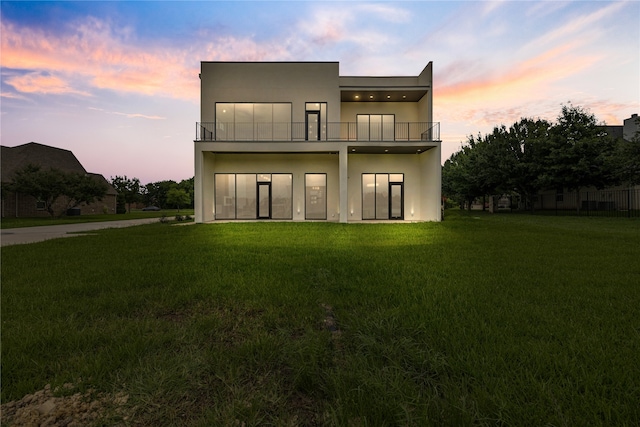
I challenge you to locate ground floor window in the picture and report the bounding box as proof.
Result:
[362,173,404,220]
[305,173,327,220]
[215,173,292,219]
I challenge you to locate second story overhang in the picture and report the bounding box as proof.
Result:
[194,139,440,156]
[339,62,432,103]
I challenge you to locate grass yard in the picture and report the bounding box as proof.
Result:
[2,211,639,426]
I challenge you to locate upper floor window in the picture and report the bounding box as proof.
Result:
[357,114,395,141]
[216,103,292,140]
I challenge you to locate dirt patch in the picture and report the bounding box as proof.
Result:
[321,304,340,334]
[1,383,130,426]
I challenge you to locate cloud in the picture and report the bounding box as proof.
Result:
[437,42,601,106]
[88,107,165,120]
[524,1,627,51]
[0,91,30,101]
[4,71,91,96]
[1,18,199,100]
[358,4,411,23]
[1,15,307,100]
[295,3,407,51]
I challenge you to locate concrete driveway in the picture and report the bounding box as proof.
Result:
[1,218,160,247]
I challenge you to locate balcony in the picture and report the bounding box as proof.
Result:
[196,122,440,142]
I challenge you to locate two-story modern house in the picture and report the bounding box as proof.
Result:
[194,61,441,223]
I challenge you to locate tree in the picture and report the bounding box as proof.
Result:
[166,187,190,211]
[63,173,109,212]
[110,176,141,213]
[177,177,194,208]
[141,178,194,209]
[539,104,618,212]
[141,180,175,208]
[504,118,552,210]
[9,165,107,217]
[442,143,485,209]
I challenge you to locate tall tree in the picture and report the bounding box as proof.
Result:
[442,143,485,209]
[540,104,618,196]
[110,176,141,213]
[505,118,552,210]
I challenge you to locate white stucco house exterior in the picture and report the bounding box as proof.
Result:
[194,61,441,223]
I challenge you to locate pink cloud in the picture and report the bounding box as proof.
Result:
[5,72,91,96]
[2,16,304,100]
[437,42,600,106]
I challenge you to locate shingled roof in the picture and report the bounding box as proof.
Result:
[1,142,117,196]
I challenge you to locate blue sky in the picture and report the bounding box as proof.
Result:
[1,1,638,184]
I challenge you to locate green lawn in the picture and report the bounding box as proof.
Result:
[0,209,194,229]
[2,211,639,425]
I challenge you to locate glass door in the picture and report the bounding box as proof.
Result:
[257,182,271,219]
[306,111,320,141]
[389,182,404,219]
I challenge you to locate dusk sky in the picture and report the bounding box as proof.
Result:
[1,1,638,184]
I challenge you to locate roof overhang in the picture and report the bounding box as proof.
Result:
[340,88,428,102]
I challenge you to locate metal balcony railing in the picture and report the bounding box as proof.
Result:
[196,122,440,142]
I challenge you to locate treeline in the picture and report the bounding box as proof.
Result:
[442,104,640,210]
[110,176,194,213]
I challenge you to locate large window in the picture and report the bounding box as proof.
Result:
[305,174,327,220]
[272,174,293,219]
[362,173,404,220]
[357,114,395,141]
[215,103,292,140]
[236,174,257,219]
[215,174,236,219]
[214,173,292,219]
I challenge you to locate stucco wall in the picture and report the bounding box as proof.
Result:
[339,102,420,123]
[200,62,341,124]
[346,151,440,221]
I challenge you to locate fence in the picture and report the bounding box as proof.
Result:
[532,188,640,217]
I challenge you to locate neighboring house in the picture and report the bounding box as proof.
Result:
[194,61,441,223]
[1,142,117,217]
[532,113,640,213]
[623,113,639,142]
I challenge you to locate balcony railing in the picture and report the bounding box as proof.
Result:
[196,122,440,142]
